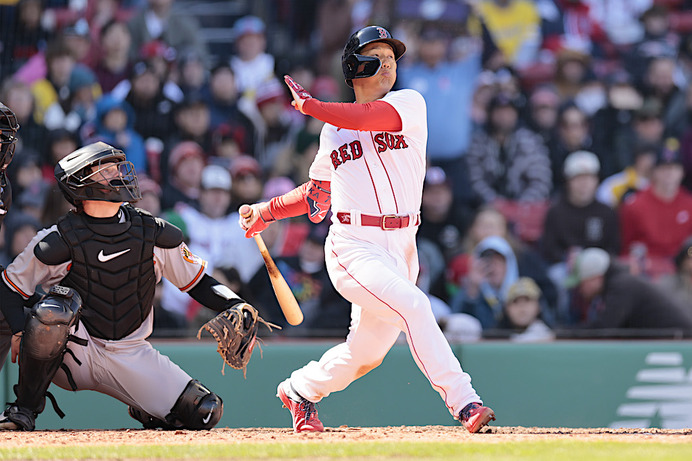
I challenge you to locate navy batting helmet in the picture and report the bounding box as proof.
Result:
[342,26,406,88]
[0,102,19,173]
[55,141,141,206]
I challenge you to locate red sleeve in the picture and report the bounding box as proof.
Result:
[302,99,402,131]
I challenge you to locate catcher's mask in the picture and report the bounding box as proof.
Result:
[342,25,406,88]
[55,141,141,206]
[0,102,19,180]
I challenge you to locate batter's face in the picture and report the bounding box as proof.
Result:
[356,42,397,98]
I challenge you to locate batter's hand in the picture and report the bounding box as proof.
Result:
[239,203,271,238]
[284,75,312,114]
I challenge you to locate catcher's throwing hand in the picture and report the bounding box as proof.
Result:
[197,303,279,377]
[284,75,312,114]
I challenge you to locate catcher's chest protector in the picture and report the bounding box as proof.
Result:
[57,206,157,339]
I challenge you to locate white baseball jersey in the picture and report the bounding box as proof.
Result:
[2,225,209,421]
[288,89,482,420]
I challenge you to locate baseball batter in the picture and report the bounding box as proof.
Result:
[239,26,495,433]
[0,142,252,431]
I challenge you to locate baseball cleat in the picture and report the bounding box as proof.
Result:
[0,404,36,431]
[277,379,324,433]
[459,402,495,433]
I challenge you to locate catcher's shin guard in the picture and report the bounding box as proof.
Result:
[14,286,82,418]
[165,379,223,430]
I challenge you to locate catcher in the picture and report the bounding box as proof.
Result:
[0,141,266,431]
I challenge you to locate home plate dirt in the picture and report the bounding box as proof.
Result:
[0,426,691,447]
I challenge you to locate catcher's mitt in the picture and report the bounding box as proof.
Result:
[197,303,279,377]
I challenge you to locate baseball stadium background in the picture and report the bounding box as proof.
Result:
[2,1,692,455]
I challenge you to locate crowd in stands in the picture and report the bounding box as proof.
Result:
[2,0,692,340]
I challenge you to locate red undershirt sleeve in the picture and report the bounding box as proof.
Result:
[302,99,402,132]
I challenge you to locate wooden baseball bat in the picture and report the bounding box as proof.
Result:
[241,206,304,326]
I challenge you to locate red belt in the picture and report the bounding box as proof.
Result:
[336,212,420,230]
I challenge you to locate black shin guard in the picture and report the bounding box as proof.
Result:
[165,379,223,430]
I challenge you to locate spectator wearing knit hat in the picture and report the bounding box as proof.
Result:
[229,15,275,97]
[161,141,206,211]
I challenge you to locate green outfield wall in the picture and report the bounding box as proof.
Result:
[3,340,692,430]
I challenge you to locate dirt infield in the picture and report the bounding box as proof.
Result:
[1,426,691,447]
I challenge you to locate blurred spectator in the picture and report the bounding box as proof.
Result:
[542,151,621,265]
[475,0,542,70]
[525,84,560,147]
[209,123,248,169]
[230,15,275,98]
[630,97,666,147]
[85,95,146,173]
[47,64,101,132]
[566,247,692,333]
[176,164,262,282]
[552,48,594,105]
[596,141,657,207]
[450,235,519,330]
[40,128,79,182]
[229,155,263,212]
[541,0,612,59]
[541,151,620,321]
[161,141,205,211]
[127,0,208,63]
[657,237,692,309]
[548,103,601,190]
[640,56,686,136]
[585,0,652,47]
[619,138,692,262]
[0,0,53,81]
[590,70,644,172]
[30,38,101,129]
[135,175,162,216]
[203,63,256,146]
[137,39,183,103]
[397,26,482,204]
[166,94,212,155]
[93,20,133,93]
[62,18,93,66]
[626,5,680,86]
[416,238,450,321]
[0,79,48,154]
[251,77,302,172]
[466,92,552,203]
[249,223,350,334]
[497,277,555,342]
[177,48,208,97]
[284,117,322,185]
[448,205,558,314]
[112,60,176,142]
[2,211,41,262]
[418,167,473,263]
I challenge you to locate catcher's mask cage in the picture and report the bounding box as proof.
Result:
[55,141,142,206]
[342,25,406,88]
[0,102,19,178]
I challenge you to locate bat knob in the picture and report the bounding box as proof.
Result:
[240,204,253,218]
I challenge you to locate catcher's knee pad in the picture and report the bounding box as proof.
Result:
[166,379,223,430]
[24,285,82,360]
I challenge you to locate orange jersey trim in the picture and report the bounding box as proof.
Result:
[179,262,206,292]
[2,270,30,299]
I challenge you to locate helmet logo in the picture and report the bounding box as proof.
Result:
[377,27,388,38]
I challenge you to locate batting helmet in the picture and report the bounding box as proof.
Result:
[342,26,406,88]
[0,102,19,173]
[55,141,141,206]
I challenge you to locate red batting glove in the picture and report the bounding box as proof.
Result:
[284,75,312,100]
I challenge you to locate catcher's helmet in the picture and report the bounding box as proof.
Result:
[342,25,406,88]
[55,141,141,206]
[0,102,19,172]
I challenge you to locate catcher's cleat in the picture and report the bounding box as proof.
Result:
[277,379,324,433]
[0,404,36,431]
[128,406,176,430]
[459,402,495,433]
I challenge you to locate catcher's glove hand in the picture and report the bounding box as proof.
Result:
[197,303,279,377]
